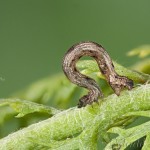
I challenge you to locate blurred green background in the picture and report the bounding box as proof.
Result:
[1,0,150,97]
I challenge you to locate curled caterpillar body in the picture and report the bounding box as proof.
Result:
[62,41,133,108]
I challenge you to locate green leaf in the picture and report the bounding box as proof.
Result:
[77,60,150,83]
[106,121,150,150]
[12,74,77,108]
[127,45,150,58]
[142,133,150,150]
[0,84,150,149]
[0,99,61,118]
[130,58,150,74]
[0,106,14,124]
[124,111,150,118]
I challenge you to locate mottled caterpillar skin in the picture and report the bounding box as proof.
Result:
[62,41,133,108]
